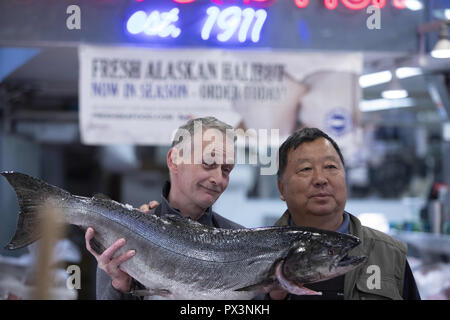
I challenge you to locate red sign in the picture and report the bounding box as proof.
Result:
[322,0,406,10]
[173,0,275,5]
[170,0,406,10]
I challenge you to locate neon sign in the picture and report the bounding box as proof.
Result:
[173,0,274,6]
[172,0,196,3]
[126,0,405,42]
[126,6,267,43]
[201,6,267,42]
[320,0,406,10]
[126,8,181,38]
[169,0,405,10]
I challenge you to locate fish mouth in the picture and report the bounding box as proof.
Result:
[335,235,366,268]
[337,254,366,267]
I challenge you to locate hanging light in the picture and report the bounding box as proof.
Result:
[431,22,450,59]
[381,69,408,99]
[405,0,423,11]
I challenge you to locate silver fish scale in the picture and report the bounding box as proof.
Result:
[83,196,301,263]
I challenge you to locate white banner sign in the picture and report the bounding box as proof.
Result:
[79,45,362,163]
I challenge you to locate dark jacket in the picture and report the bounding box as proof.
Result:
[96,182,242,300]
[275,210,420,300]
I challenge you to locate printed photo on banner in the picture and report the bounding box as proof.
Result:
[79,45,362,169]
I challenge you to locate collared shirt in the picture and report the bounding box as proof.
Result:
[156,181,242,229]
[158,181,216,227]
[289,212,350,234]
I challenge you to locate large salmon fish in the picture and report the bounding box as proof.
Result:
[1,171,366,299]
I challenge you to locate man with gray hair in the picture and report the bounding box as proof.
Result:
[85,116,241,300]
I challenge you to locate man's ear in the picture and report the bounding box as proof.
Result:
[167,147,179,173]
[277,178,286,202]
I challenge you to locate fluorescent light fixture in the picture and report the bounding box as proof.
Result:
[360,98,415,112]
[382,89,408,99]
[431,22,450,59]
[396,67,423,78]
[359,68,422,89]
[381,70,408,99]
[359,71,392,88]
[446,9,450,20]
[405,0,423,11]
[431,38,450,59]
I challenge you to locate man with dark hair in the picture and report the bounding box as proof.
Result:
[271,127,420,300]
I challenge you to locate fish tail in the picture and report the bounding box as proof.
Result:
[1,171,70,250]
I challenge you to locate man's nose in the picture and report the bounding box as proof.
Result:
[312,169,328,187]
[209,167,223,186]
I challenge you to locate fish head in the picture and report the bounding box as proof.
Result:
[282,228,366,284]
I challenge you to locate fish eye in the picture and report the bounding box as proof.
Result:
[328,249,334,255]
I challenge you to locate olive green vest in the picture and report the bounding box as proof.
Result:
[275,211,407,300]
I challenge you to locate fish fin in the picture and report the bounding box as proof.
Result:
[165,214,203,227]
[131,288,171,297]
[292,285,322,296]
[0,171,70,250]
[93,193,111,201]
[165,214,189,222]
[275,260,322,296]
